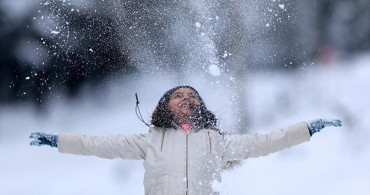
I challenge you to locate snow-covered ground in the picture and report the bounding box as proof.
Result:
[1,53,369,195]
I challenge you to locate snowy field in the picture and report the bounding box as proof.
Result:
[1,53,370,195]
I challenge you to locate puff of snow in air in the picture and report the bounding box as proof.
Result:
[279,4,285,9]
[222,51,231,58]
[209,65,221,76]
[51,30,60,35]
[195,22,202,28]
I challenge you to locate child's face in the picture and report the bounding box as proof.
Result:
[169,88,201,120]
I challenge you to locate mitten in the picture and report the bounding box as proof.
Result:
[29,132,58,147]
[307,119,342,136]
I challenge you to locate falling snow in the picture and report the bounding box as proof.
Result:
[279,4,285,10]
[208,65,221,76]
[50,30,60,35]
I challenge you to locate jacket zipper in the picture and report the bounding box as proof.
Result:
[160,130,165,152]
[207,131,212,154]
[185,133,189,195]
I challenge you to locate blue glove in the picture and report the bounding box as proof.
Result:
[29,132,58,147]
[307,119,342,136]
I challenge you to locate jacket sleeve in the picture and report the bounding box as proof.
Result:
[222,122,311,161]
[57,133,149,160]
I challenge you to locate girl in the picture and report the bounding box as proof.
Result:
[30,86,342,195]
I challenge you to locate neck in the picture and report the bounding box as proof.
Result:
[174,117,190,126]
[174,113,194,125]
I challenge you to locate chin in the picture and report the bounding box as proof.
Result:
[180,112,193,118]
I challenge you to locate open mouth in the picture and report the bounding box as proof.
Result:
[180,104,189,108]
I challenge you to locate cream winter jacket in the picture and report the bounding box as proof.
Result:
[58,122,310,195]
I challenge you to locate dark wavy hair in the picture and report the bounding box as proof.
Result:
[151,86,217,129]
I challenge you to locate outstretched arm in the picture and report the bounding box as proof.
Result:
[29,132,149,160]
[223,122,310,160]
[222,119,342,161]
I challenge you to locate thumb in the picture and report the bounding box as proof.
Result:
[324,119,342,127]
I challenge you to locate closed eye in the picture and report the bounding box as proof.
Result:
[172,93,183,98]
[188,93,198,98]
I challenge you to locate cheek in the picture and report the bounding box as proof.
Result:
[169,100,179,111]
[192,99,201,106]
